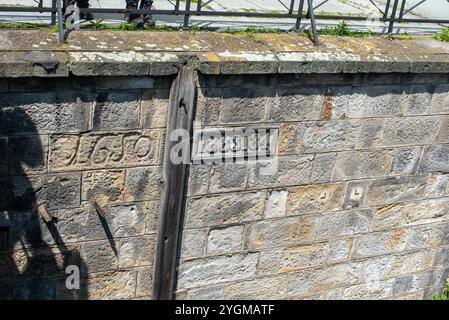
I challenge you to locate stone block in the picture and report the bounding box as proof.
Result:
[247,155,313,188]
[145,200,160,234]
[81,240,118,273]
[256,248,283,276]
[8,135,47,175]
[82,169,125,206]
[195,87,222,126]
[118,235,156,268]
[207,225,244,255]
[303,121,359,153]
[141,89,169,129]
[287,183,345,216]
[353,229,411,258]
[332,150,394,181]
[407,222,449,250]
[403,85,433,115]
[265,189,288,219]
[224,275,288,300]
[219,88,269,124]
[245,215,319,250]
[366,176,426,206]
[209,163,248,193]
[187,285,225,300]
[136,267,153,298]
[419,144,449,173]
[342,280,394,300]
[278,122,305,155]
[87,270,137,299]
[316,209,373,240]
[321,86,351,120]
[383,250,435,279]
[177,253,258,289]
[187,164,211,197]
[185,191,265,228]
[0,92,92,134]
[266,87,325,122]
[287,263,361,296]
[380,116,440,147]
[355,119,384,149]
[391,147,422,175]
[310,153,337,184]
[93,92,140,131]
[49,130,160,172]
[430,84,449,114]
[347,85,405,118]
[280,239,351,272]
[342,180,371,209]
[180,228,207,259]
[124,166,162,202]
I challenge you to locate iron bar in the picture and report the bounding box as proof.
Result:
[307,0,319,45]
[51,0,57,26]
[289,0,295,14]
[403,0,426,16]
[295,0,305,30]
[399,0,406,20]
[183,0,192,29]
[56,0,64,43]
[388,0,400,33]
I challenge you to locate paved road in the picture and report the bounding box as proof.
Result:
[0,0,447,33]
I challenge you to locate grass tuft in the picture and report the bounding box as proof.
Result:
[434,27,449,42]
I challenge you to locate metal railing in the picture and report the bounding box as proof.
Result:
[0,0,448,44]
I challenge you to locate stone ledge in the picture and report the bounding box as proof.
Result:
[0,30,449,77]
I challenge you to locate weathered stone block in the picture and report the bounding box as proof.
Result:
[278,122,305,155]
[310,153,337,184]
[195,87,222,126]
[82,170,125,206]
[347,85,404,118]
[93,92,140,130]
[419,144,449,173]
[87,270,137,299]
[303,121,359,153]
[332,150,394,181]
[266,87,325,122]
[247,155,313,188]
[187,285,225,300]
[124,166,162,202]
[118,235,155,268]
[391,147,421,175]
[219,88,270,124]
[287,263,361,296]
[353,229,411,258]
[177,253,258,289]
[136,267,153,298]
[342,280,394,300]
[321,86,351,120]
[380,117,440,147]
[407,222,449,250]
[0,92,92,134]
[8,135,47,175]
[185,191,265,228]
[256,248,282,276]
[366,176,426,206]
[180,228,206,259]
[209,163,248,193]
[245,215,319,250]
[224,275,288,300]
[81,240,118,273]
[207,225,244,255]
[403,85,433,115]
[265,189,288,219]
[49,130,160,172]
[187,164,211,197]
[384,250,435,279]
[316,209,373,240]
[355,119,384,149]
[430,84,449,114]
[342,180,371,209]
[287,183,345,216]
[141,89,169,129]
[145,200,160,234]
[280,239,351,272]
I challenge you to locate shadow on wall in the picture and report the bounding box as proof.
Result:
[0,108,88,300]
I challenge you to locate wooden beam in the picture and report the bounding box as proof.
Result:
[152,65,196,300]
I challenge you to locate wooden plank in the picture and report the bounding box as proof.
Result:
[152,65,196,300]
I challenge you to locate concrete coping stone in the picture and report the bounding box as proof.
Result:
[0,30,448,77]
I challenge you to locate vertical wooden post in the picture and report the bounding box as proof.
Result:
[152,65,196,300]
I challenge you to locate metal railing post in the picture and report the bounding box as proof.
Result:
[183,0,191,30]
[388,0,400,33]
[51,0,57,26]
[307,0,320,45]
[56,0,64,43]
[294,0,305,30]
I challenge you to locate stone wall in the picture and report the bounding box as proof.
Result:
[176,73,449,300]
[0,76,170,299]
